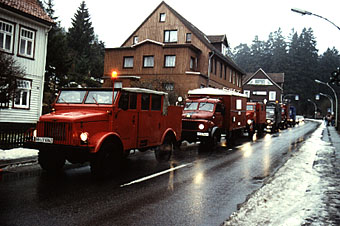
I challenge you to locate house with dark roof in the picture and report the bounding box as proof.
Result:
[242,68,284,103]
[0,0,53,130]
[103,1,245,102]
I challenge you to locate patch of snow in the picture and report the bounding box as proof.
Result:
[224,123,329,226]
[0,148,38,160]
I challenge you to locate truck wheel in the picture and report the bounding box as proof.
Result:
[38,150,65,172]
[155,135,173,162]
[91,140,123,177]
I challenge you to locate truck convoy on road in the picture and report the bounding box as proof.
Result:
[25,86,301,175]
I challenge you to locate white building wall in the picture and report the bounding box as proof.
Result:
[0,8,50,124]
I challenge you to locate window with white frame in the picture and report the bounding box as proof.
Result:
[14,79,31,109]
[190,57,195,70]
[19,26,35,58]
[0,20,14,53]
[229,70,232,83]
[269,91,276,101]
[165,55,176,67]
[123,56,134,68]
[164,30,177,43]
[143,56,154,68]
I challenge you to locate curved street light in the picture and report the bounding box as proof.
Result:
[307,99,318,119]
[315,79,338,128]
[291,8,340,31]
[319,92,334,114]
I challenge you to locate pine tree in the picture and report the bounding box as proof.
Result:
[67,1,104,87]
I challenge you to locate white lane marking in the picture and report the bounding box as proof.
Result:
[120,163,191,188]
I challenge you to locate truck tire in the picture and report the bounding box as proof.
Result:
[38,149,65,172]
[91,140,123,177]
[155,135,173,162]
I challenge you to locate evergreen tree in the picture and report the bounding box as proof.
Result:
[67,1,104,87]
[43,0,71,113]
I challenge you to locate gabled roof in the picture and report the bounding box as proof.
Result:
[243,68,284,90]
[207,35,228,47]
[121,1,245,75]
[0,0,54,26]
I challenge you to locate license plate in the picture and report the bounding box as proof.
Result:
[197,132,209,137]
[35,137,53,144]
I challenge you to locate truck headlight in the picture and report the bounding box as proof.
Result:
[198,124,205,130]
[247,119,252,125]
[80,132,89,143]
[267,119,271,124]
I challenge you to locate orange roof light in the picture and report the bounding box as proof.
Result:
[111,71,118,79]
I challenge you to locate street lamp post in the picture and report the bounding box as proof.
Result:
[307,99,318,118]
[315,79,338,128]
[319,92,334,114]
[291,8,340,31]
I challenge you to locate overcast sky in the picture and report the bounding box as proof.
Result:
[54,0,340,54]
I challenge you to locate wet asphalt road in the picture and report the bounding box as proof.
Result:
[0,121,319,226]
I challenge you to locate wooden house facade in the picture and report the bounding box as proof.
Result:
[0,0,53,127]
[242,68,284,103]
[103,1,245,102]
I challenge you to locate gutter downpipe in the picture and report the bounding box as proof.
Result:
[207,51,215,87]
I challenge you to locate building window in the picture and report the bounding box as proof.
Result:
[163,83,174,91]
[143,56,154,68]
[160,13,166,22]
[220,62,223,78]
[123,56,134,68]
[133,36,138,44]
[186,33,192,42]
[269,91,276,101]
[164,30,177,43]
[18,26,35,58]
[0,20,14,53]
[248,79,273,85]
[229,70,232,83]
[190,57,195,70]
[14,79,31,109]
[236,99,242,110]
[233,72,236,84]
[224,66,227,80]
[164,55,176,67]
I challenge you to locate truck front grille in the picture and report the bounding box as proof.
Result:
[37,121,72,144]
[182,120,198,131]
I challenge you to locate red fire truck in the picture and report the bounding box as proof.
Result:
[181,88,247,148]
[25,87,182,176]
[246,102,266,137]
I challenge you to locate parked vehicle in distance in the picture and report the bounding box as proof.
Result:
[280,103,290,129]
[181,87,247,148]
[265,102,282,132]
[246,102,266,137]
[288,105,297,127]
[296,115,305,124]
[25,87,182,176]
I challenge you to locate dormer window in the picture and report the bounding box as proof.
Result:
[160,13,166,22]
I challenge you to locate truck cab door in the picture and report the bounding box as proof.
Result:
[115,92,138,150]
[214,103,224,127]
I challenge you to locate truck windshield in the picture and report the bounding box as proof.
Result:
[266,107,275,117]
[85,91,113,104]
[246,105,254,111]
[56,90,86,104]
[199,102,214,112]
[184,102,199,111]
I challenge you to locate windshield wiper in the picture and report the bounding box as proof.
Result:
[92,96,98,105]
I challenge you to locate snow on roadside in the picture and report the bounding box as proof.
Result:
[0,148,38,161]
[223,123,327,226]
